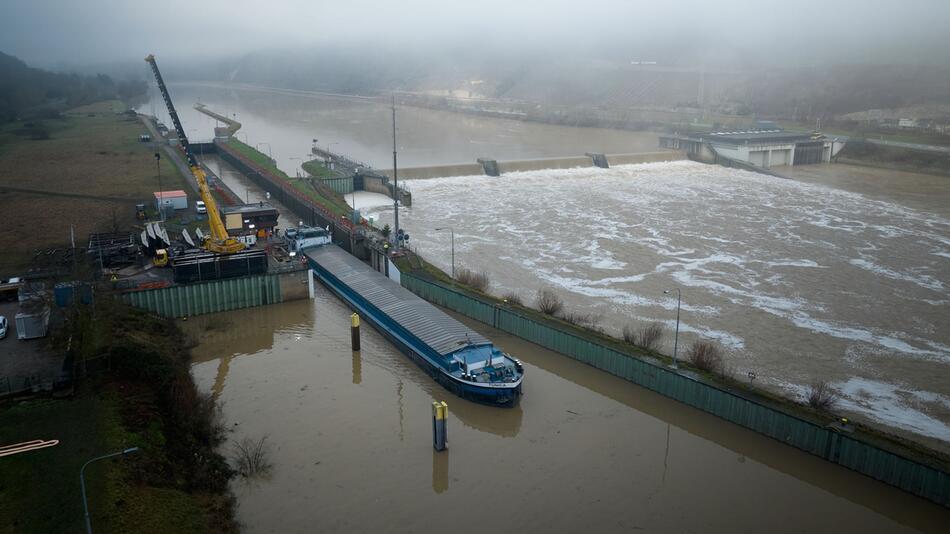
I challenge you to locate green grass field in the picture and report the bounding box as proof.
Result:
[0,100,193,274]
[226,138,352,216]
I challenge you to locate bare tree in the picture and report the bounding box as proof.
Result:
[456,268,490,292]
[500,291,523,306]
[686,340,723,372]
[623,322,665,350]
[807,381,839,411]
[535,287,563,316]
[560,310,602,329]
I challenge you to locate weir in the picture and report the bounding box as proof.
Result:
[379,150,686,179]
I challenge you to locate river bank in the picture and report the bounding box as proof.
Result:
[0,299,238,533]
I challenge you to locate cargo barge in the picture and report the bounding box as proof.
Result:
[306,245,523,405]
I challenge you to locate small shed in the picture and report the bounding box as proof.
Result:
[154,190,188,211]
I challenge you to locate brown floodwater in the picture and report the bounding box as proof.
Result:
[137,81,659,172]
[366,161,950,452]
[184,288,949,533]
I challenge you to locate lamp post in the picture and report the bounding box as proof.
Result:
[256,142,273,160]
[663,288,681,368]
[434,227,455,278]
[80,447,139,534]
[326,142,339,168]
[154,152,163,222]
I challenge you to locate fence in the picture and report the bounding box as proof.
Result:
[401,273,950,507]
[121,273,282,318]
[215,141,355,252]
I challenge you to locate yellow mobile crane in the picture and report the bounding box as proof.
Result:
[145,54,245,254]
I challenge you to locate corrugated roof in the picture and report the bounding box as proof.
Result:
[307,246,491,357]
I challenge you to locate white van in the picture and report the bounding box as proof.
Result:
[195,200,207,214]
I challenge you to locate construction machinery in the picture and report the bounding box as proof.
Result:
[144,54,244,254]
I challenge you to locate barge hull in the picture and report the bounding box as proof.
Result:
[306,246,521,405]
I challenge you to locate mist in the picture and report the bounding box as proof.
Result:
[3,0,950,70]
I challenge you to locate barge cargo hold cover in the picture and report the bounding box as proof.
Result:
[306,245,523,405]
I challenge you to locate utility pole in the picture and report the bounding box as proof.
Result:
[392,94,399,247]
[154,152,163,222]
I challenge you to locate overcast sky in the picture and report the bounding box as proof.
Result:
[3,0,950,68]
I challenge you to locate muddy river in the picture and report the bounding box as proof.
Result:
[185,289,947,533]
[365,161,950,451]
[147,80,948,529]
[137,81,659,172]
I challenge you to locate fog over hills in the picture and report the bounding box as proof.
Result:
[3,0,950,119]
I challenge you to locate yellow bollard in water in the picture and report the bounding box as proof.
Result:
[432,401,448,451]
[350,313,360,351]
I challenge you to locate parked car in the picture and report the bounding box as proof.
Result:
[195,200,207,214]
[0,315,7,339]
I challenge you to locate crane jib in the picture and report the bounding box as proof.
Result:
[145,54,245,254]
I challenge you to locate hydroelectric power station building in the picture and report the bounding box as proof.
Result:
[660,129,846,168]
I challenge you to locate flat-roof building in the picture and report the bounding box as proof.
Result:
[220,203,279,237]
[153,190,188,211]
[660,129,846,168]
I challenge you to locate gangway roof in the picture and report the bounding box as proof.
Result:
[306,246,491,357]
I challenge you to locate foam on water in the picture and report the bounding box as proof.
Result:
[369,160,950,438]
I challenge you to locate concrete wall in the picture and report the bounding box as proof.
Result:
[607,151,687,166]
[380,163,485,180]
[278,268,314,301]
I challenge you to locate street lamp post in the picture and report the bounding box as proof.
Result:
[663,288,681,368]
[80,447,139,534]
[326,142,339,168]
[435,227,455,278]
[256,142,273,160]
[154,152,163,222]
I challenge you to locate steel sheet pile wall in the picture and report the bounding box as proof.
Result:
[401,274,949,506]
[122,274,282,317]
[320,176,354,195]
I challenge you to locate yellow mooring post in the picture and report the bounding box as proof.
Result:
[432,401,448,451]
[350,313,360,351]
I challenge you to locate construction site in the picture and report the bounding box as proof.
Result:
[0,55,405,396]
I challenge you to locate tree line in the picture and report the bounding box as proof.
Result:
[0,51,146,122]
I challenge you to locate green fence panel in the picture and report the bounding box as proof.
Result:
[401,273,949,506]
[320,176,354,195]
[122,274,284,318]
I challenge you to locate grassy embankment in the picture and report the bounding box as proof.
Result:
[777,119,950,147]
[394,251,950,472]
[835,140,950,176]
[0,100,193,274]
[225,138,351,216]
[0,300,237,533]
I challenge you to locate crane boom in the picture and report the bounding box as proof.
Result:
[145,54,244,254]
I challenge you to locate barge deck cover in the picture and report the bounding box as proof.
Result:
[306,246,491,357]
